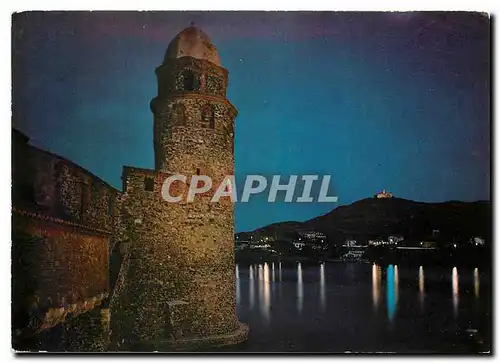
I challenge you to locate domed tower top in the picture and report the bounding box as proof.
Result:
[164,26,221,66]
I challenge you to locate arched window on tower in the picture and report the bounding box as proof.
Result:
[181,69,200,91]
[171,103,186,126]
[200,105,215,129]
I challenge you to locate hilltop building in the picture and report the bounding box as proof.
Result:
[375,189,393,199]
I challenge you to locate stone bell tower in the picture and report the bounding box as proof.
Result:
[111,26,247,351]
[151,26,236,176]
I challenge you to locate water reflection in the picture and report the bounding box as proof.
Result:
[452,267,459,317]
[297,263,303,313]
[258,265,263,316]
[234,263,490,353]
[242,264,479,322]
[236,264,240,305]
[474,268,480,299]
[255,263,271,323]
[249,265,255,309]
[418,266,425,310]
[319,263,326,312]
[387,265,397,321]
[372,264,381,311]
[394,265,399,305]
[240,263,485,326]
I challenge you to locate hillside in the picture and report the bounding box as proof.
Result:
[238,197,491,244]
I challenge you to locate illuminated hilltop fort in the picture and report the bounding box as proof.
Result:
[11,26,247,351]
[375,189,393,199]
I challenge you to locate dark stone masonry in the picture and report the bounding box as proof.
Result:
[12,26,248,352]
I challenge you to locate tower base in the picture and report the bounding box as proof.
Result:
[119,322,249,352]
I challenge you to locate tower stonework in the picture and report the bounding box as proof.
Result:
[109,27,248,350]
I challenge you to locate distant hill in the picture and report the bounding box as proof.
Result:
[237,198,491,244]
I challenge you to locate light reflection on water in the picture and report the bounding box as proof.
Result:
[259,263,271,323]
[386,265,396,321]
[319,263,326,312]
[236,264,240,305]
[452,267,459,317]
[394,265,399,306]
[372,264,381,311]
[239,263,482,325]
[249,265,255,309]
[419,266,425,310]
[297,262,303,313]
[234,263,488,352]
[257,265,263,314]
[474,267,480,299]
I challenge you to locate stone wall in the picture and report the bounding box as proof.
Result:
[11,213,110,349]
[12,130,119,350]
[111,165,239,350]
[12,129,121,231]
[17,307,110,352]
[153,95,235,174]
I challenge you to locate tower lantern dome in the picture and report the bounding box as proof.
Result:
[163,26,221,66]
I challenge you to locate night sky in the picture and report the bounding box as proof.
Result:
[12,12,490,232]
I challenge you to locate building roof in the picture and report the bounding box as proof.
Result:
[164,26,221,66]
